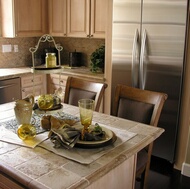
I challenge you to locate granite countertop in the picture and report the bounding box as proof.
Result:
[0,103,164,189]
[0,67,105,82]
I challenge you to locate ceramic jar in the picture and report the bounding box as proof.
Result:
[14,95,34,125]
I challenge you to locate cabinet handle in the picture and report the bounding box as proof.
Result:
[31,79,34,82]
[22,89,25,92]
[90,35,93,38]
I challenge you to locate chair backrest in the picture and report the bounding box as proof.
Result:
[112,84,168,127]
[112,84,167,189]
[64,76,107,112]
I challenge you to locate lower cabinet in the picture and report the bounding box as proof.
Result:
[21,74,47,98]
[47,74,68,102]
[47,74,106,112]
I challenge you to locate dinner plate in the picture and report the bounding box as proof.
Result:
[75,125,117,148]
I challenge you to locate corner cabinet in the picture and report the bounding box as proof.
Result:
[1,0,48,37]
[48,0,108,38]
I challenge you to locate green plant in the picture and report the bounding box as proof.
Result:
[90,44,105,73]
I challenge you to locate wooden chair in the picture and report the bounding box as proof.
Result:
[64,76,107,112]
[111,84,168,189]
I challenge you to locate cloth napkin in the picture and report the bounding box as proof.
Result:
[49,124,81,149]
[40,115,81,149]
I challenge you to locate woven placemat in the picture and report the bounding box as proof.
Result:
[0,112,80,134]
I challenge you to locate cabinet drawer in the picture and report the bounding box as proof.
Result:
[22,85,46,98]
[21,74,46,99]
[21,74,46,88]
[49,74,68,86]
[47,74,68,101]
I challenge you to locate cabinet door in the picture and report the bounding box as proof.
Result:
[1,0,47,37]
[47,74,68,102]
[90,0,108,38]
[49,0,67,36]
[21,74,46,98]
[67,0,90,38]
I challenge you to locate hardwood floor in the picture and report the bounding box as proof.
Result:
[135,156,190,189]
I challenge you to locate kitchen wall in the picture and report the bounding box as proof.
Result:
[0,37,105,68]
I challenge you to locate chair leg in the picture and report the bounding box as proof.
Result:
[140,171,145,189]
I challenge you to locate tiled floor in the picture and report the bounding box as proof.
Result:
[135,156,190,189]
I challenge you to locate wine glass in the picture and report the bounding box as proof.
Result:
[78,99,95,140]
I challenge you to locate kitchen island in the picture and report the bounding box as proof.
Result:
[0,102,164,189]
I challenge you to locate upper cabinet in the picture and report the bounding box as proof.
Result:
[66,0,90,38]
[49,0,108,38]
[1,0,48,37]
[48,0,67,37]
[90,0,108,38]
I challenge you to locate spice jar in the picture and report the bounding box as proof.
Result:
[46,53,56,68]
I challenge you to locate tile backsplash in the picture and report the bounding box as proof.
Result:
[0,37,105,68]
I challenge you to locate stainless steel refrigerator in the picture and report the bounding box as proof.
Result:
[111,0,189,163]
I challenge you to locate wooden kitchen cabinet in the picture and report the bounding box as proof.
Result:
[1,0,47,37]
[49,0,107,38]
[47,74,68,102]
[90,0,108,38]
[67,0,107,38]
[21,74,47,98]
[48,0,67,37]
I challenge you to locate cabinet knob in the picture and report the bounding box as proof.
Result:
[87,35,90,38]
[90,35,93,38]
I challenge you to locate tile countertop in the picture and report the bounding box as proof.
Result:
[0,67,105,82]
[0,103,164,189]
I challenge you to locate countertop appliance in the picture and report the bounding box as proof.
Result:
[0,78,21,104]
[111,0,189,163]
[69,51,82,67]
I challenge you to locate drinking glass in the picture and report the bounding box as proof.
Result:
[78,99,95,140]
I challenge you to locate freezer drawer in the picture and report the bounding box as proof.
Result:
[0,78,21,104]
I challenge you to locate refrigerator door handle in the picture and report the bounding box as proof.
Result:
[140,29,148,89]
[132,29,140,88]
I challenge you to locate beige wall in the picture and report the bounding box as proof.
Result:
[0,37,104,68]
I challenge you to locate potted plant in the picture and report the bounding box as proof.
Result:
[90,44,105,73]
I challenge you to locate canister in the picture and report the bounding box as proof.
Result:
[46,53,56,68]
[69,51,82,67]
